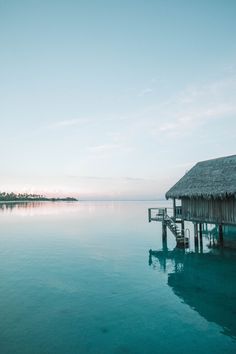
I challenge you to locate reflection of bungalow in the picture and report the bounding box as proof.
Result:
[150,249,236,339]
[166,155,236,242]
[169,252,236,339]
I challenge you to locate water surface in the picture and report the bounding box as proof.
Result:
[0,201,235,353]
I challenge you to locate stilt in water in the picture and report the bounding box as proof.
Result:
[148,208,151,223]
[148,249,152,266]
[181,221,184,237]
[194,223,199,252]
[162,221,167,240]
[199,223,203,253]
[219,224,224,246]
[162,232,168,253]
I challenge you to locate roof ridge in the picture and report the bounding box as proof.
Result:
[197,154,236,165]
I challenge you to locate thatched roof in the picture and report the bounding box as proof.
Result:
[166,155,236,199]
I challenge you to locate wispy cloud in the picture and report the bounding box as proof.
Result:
[49,118,91,128]
[88,143,122,153]
[85,143,122,160]
[138,88,153,97]
[144,74,236,138]
[86,143,135,160]
[101,72,236,150]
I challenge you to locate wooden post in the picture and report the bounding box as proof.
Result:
[162,221,167,240]
[219,224,223,246]
[148,208,151,222]
[181,221,184,237]
[173,198,176,220]
[199,223,203,253]
[199,223,203,239]
[149,249,153,266]
[194,222,198,242]
[194,223,198,239]
[194,223,199,252]
[162,232,168,252]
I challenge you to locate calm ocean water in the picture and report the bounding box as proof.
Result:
[0,201,235,354]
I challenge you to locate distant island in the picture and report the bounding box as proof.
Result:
[0,192,78,202]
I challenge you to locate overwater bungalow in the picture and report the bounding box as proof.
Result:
[149,155,236,246]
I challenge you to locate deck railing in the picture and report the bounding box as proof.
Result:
[148,207,173,222]
[148,206,183,222]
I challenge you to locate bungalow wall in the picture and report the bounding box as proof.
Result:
[181,197,236,225]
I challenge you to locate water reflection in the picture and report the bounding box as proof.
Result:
[0,201,137,216]
[0,201,81,216]
[149,246,236,339]
[0,202,43,211]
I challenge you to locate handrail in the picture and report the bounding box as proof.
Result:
[148,207,175,211]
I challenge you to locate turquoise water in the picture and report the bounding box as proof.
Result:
[0,201,235,354]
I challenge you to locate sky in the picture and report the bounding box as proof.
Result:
[0,0,236,200]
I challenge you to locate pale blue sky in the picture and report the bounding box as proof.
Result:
[1,0,236,199]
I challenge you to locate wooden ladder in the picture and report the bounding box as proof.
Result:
[164,214,189,247]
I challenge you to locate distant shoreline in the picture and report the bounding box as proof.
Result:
[0,199,167,203]
[0,192,78,202]
[0,199,78,203]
